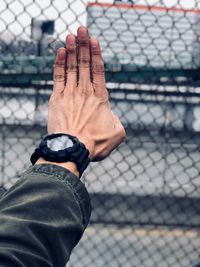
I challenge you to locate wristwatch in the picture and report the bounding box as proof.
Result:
[30,133,90,175]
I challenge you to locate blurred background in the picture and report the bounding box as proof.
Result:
[1,0,200,266]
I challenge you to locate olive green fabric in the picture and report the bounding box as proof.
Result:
[0,164,91,267]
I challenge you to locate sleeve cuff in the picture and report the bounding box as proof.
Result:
[25,164,91,227]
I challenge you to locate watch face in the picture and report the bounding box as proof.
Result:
[47,135,73,151]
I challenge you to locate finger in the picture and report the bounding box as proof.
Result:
[90,38,107,99]
[53,48,66,94]
[66,34,77,89]
[77,26,91,87]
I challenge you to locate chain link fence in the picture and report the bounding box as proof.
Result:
[1,0,200,266]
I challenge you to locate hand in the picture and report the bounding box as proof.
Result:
[48,26,126,161]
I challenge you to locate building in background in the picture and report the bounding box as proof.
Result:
[87,2,200,69]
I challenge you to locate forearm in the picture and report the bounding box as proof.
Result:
[0,164,91,267]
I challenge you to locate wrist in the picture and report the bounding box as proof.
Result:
[76,137,95,160]
[31,133,90,176]
[36,158,80,177]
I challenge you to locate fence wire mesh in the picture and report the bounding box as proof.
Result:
[1,0,200,266]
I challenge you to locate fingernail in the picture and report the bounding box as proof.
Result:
[91,39,98,49]
[78,26,88,37]
[78,26,86,32]
[67,34,75,45]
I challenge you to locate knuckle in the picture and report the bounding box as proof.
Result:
[91,48,101,55]
[54,66,65,81]
[94,88,108,101]
[102,90,109,100]
[78,58,90,67]
[54,60,64,67]
[54,74,65,81]
[55,48,66,64]
[92,64,104,73]
[67,47,76,54]
[79,39,89,46]
[54,64,64,71]
[67,64,77,71]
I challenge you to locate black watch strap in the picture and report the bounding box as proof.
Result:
[30,148,41,165]
[30,134,90,175]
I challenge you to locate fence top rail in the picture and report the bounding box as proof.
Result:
[87,2,200,14]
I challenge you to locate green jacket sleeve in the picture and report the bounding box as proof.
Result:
[0,164,91,267]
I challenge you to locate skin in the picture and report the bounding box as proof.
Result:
[37,26,126,177]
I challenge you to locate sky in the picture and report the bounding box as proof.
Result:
[0,0,199,41]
